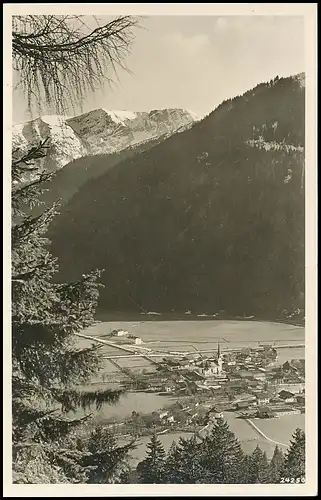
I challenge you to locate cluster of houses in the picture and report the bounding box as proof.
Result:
[116,347,305,437]
[140,345,305,421]
[232,386,305,418]
[156,344,279,392]
[130,401,224,430]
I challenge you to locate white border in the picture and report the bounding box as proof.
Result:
[3,3,318,497]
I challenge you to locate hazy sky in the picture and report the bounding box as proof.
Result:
[12,15,305,123]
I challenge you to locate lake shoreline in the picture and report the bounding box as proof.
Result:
[95,311,305,328]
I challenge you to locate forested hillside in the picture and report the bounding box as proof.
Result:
[49,74,305,318]
[31,131,185,214]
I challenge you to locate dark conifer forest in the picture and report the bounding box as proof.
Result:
[49,75,305,319]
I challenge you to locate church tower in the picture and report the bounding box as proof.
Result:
[217,343,223,374]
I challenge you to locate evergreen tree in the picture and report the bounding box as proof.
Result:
[247,445,270,483]
[136,432,166,483]
[177,435,203,483]
[282,428,305,480]
[164,435,202,483]
[198,418,246,483]
[117,464,140,484]
[12,143,127,483]
[269,445,285,483]
[79,426,136,484]
[11,14,140,484]
[164,442,183,483]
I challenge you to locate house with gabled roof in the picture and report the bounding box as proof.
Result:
[278,390,296,403]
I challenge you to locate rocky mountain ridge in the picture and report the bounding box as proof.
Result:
[12,108,199,172]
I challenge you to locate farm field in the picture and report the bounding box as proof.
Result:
[83,319,304,347]
[77,319,305,373]
[224,411,305,455]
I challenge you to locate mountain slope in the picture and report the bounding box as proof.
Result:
[31,124,196,215]
[13,108,198,172]
[49,74,305,318]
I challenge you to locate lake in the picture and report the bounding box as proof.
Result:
[95,392,174,422]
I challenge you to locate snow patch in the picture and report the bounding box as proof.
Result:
[184,109,201,121]
[284,169,293,184]
[102,109,138,124]
[246,137,304,153]
[295,73,305,89]
[40,115,72,126]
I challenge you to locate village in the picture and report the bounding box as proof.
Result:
[101,329,305,438]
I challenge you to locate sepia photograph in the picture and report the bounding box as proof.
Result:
[3,3,317,496]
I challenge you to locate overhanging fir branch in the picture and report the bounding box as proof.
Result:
[58,345,104,385]
[12,323,68,355]
[14,342,104,388]
[37,413,93,441]
[51,388,123,413]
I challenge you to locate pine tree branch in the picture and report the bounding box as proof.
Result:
[12,171,57,216]
[12,266,50,284]
[12,202,60,244]
[51,388,123,413]
[12,323,67,353]
[12,138,50,170]
[11,15,137,483]
[13,404,60,429]
[38,413,93,441]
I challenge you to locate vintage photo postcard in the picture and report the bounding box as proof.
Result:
[3,3,318,497]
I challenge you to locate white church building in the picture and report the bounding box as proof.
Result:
[196,344,224,377]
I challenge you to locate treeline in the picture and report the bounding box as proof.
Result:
[121,419,305,485]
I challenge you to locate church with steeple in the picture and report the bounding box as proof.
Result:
[197,343,224,376]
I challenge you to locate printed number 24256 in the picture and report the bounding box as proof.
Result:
[280,477,305,484]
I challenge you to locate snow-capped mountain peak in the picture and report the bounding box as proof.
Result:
[12,107,199,172]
